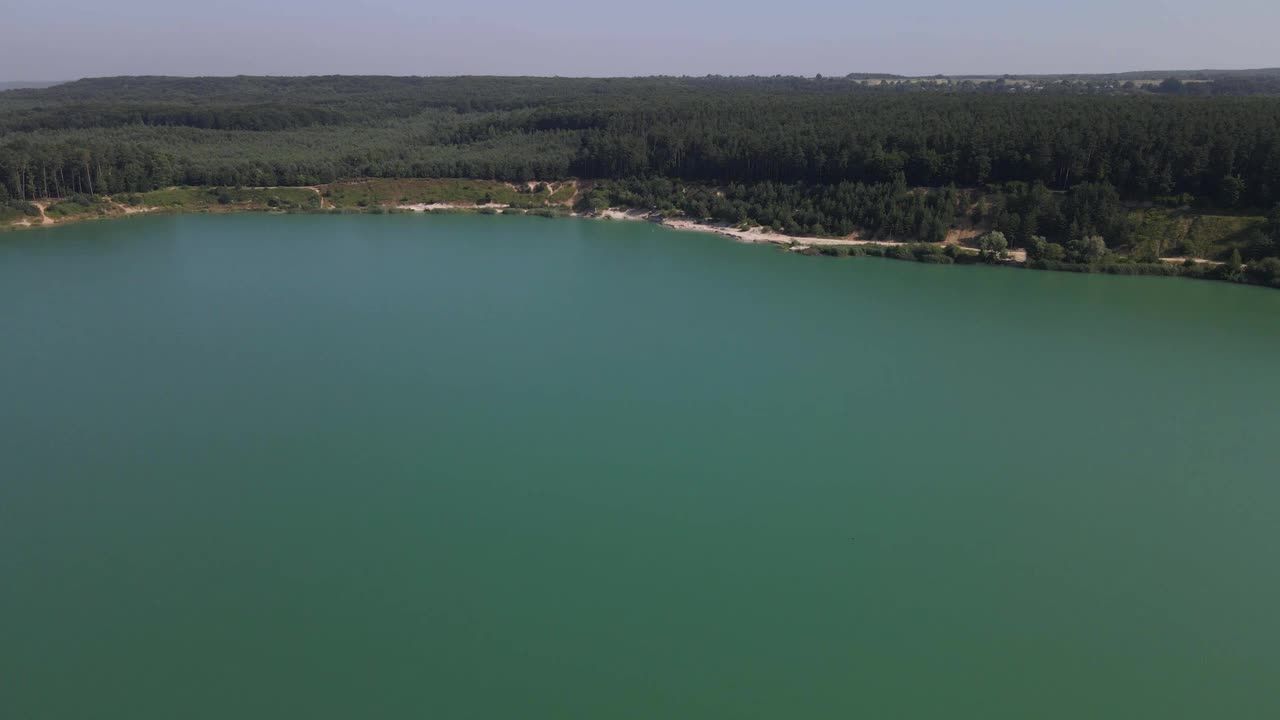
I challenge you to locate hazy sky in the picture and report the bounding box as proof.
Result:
[5,0,1276,79]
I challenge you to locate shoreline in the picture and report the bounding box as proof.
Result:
[595,208,1023,261]
[4,190,1267,289]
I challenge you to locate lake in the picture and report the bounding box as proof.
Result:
[3,213,1279,719]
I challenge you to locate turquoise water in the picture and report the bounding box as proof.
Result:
[3,213,1279,718]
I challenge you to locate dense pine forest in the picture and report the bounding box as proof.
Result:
[2,75,1279,282]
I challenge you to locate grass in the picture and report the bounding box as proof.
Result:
[547,183,576,203]
[0,204,34,224]
[1185,214,1267,259]
[1120,208,1266,260]
[135,186,320,212]
[45,200,108,219]
[5,178,576,229]
[134,187,208,207]
[319,179,567,209]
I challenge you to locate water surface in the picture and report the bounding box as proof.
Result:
[3,214,1279,718]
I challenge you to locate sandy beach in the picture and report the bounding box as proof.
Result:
[590,207,1026,260]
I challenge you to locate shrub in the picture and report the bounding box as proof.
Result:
[1245,257,1280,287]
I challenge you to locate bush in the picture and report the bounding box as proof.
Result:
[7,200,41,217]
[1245,257,1280,287]
[526,207,568,218]
[911,244,953,263]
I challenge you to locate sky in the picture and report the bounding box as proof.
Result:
[3,0,1276,79]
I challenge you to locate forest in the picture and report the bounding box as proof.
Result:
[2,75,1279,278]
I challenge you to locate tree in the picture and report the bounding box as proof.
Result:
[1220,175,1246,208]
[1245,257,1280,287]
[977,231,1008,254]
[1224,248,1244,281]
[1067,235,1107,264]
[1027,235,1066,262]
[971,197,988,224]
[1245,228,1275,260]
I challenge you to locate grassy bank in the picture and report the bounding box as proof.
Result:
[0,179,570,231]
[800,240,1280,288]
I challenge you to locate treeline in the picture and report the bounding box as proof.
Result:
[585,178,1130,247]
[585,176,1280,263]
[562,94,1280,206]
[801,242,1280,289]
[2,76,1279,213]
[0,103,346,133]
[1153,76,1280,96]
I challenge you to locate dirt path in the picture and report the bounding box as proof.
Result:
[560,181,581,208]
[505,180,579,207]
[31,202,54,225]
[105,197,158,215]
[396,202,508,212]
[1161,256,1224,266]
[257,184,331,209]
[302,186,330,209]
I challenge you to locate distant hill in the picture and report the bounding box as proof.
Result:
[0,81,66,91]
[1103,68,1280,81]
[836,69,1280,82]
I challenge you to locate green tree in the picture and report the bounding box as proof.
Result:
[1224,248,1244,281]
[1220,176,1246,208]
[1027,235,1066,262]
[977,231,1008,254]
[1067,235,1107,264]
[1245,257,1280,286]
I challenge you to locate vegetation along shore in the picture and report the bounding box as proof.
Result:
[3,75,1279,287]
